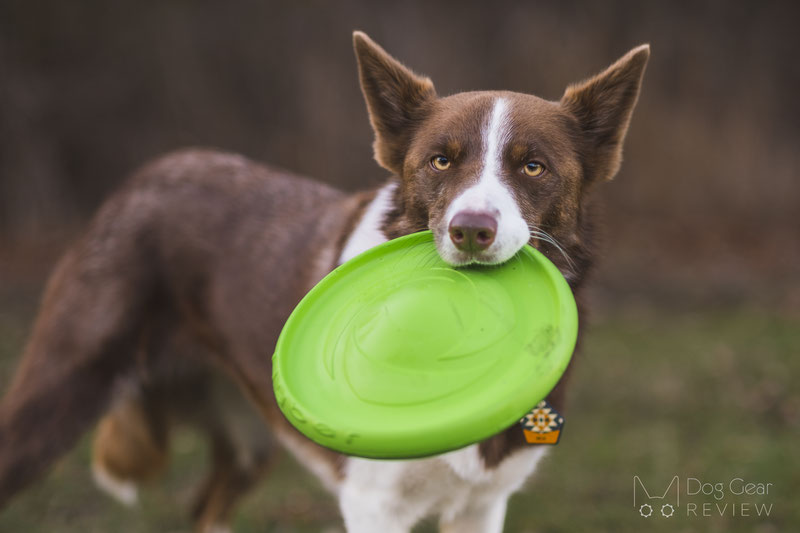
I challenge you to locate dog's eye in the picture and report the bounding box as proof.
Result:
[430,155,451,171]
[523,161,546,177]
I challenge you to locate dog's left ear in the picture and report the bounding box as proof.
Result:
[353,31,437,175]
[561,44,650,182]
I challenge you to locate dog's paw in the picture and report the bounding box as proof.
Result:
[91,460,138,506]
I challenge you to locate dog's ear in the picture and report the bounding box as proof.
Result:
[353,31,436,175]
[561,44,650,182]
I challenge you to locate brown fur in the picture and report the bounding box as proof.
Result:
[0,31,648,530]
[0,151,354,516]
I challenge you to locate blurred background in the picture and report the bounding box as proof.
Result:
[1,1,798,531]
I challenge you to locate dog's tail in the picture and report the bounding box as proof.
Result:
[0,196,155,507]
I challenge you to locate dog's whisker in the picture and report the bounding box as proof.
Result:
[527,226,576,272]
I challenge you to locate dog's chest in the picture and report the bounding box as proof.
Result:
[341,445,548,523]
[338,182,398,264]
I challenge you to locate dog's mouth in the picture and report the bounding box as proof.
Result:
[435,246,517,267]
[431,210,530,267]
[432,229,526,267]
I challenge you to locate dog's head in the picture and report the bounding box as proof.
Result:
[353,32,649,280]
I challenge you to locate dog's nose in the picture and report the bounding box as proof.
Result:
[448,212,497,252]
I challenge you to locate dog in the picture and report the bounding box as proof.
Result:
[0,32,648,532]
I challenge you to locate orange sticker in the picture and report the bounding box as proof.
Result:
[520,400,564,445]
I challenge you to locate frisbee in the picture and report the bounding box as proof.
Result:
[272,231,577,458]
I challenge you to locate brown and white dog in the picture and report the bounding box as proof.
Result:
[0,32,648,532]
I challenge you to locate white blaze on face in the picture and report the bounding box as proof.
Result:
[438,97,530,265]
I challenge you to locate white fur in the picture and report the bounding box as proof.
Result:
[340,447,548,533]
[332,181,547,532]
[339,182,398,264]
[92,460,138,506]
[437,97,530,266]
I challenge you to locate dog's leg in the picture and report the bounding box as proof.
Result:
[339,487,419,533]
[190,429,272,533]
[338,458,438,533]
[185,372,276,533]
[92,389,169,506]
[0,225,151,506]
[439,497,508,533]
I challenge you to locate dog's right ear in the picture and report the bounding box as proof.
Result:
[353,31,437,175]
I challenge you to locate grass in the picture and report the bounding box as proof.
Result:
[1,280,798,532]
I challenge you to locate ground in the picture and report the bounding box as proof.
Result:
[0,267,798,532]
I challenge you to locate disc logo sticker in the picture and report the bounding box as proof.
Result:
[520,400,564,444]
[633,476,679,518]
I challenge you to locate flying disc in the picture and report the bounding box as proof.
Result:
[272,231,577,458]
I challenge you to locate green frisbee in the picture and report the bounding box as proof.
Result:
[272,231,577,459]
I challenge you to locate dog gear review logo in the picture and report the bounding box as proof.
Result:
[633,476,774,519]
[633,476,679,518]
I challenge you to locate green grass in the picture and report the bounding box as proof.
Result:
[1,286,798,531]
